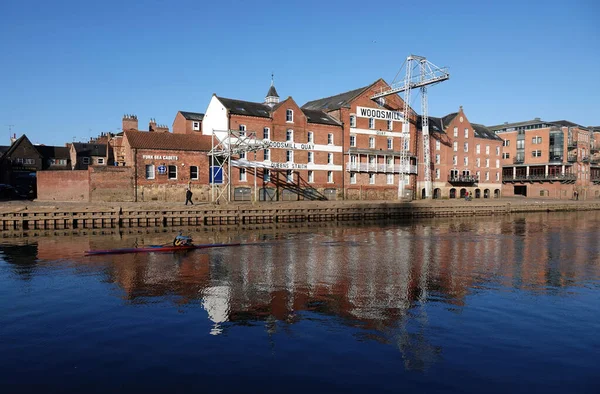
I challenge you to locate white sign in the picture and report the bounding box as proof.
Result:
[271,162,308,169]
[142,155,179,161]
[356,106,404,121]
[268,141,314,150]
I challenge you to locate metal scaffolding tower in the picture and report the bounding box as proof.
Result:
[209,130,271,203]
[372,55,449,199]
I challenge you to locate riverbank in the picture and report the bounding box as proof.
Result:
[2,197,599,236]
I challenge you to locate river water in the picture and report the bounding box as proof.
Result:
[1,212,599,393]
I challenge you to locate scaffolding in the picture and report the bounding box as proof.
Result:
[372,55,449,199]
[209,130,271,203]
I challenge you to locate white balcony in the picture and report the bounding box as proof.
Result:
[346,162,417,174]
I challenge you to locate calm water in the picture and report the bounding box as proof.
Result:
[1,212,599,393]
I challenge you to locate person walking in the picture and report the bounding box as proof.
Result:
[185,185,194,205]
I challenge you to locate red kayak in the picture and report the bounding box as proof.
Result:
[85,242,241,256]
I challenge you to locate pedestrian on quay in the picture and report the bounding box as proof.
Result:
[185,184,194,205]
[575,191,579,201]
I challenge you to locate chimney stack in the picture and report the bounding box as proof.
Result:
[122,114,138,131]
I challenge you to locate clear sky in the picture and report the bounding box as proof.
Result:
[1,0,598,146]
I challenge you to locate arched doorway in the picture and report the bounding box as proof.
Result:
[460,188,467,198]
[484,189,490,198]
[421,188,426,199]
[449,188,456,198]
[475,189,481,198]
[433,188,441,199]
[494,189,501,198]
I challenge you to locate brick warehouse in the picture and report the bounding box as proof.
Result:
[418,107,503,199]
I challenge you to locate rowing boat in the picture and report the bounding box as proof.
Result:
[84,242,241,256]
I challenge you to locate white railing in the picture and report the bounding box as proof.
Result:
[345,162,417,174]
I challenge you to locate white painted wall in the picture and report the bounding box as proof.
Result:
[202,95,229,142]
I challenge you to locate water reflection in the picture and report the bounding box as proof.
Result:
[1,211,600,376]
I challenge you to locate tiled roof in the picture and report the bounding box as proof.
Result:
[36,145,70,159]
[549,120,583,128]
[302,82,374,111]
[302,109,341,126]
[488,118,550,131]
[179,111,205,121]
[72,142,107,156]
[418,113,458,134]
[124,130,213,151]
[218,97,272,118]
[471,123,503,141]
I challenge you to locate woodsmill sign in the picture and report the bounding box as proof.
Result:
[356,106,404,121]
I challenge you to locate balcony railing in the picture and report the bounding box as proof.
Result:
[346,162,417,174]
[504,174,577,182]
[448,175,479,184]
[567,154,578,162]
[513,157,524,164]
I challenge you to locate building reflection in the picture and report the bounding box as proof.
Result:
[2,212,600,369]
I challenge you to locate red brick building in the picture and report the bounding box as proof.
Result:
[490,118,600,199]
[172,111,204,134]
[202,81,344,201]
[419,107,503,199]
[122,130,213,202]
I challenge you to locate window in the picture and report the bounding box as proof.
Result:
[369,118,375,129]
[435,168,440,179]
[168,165,177,179]
[477,171,481,180]
[532,136,542,144]
[328,171,333,183]
[369,173,375,184]
[503,140,510,147]
[286,150,294,162]
[328,153,333,164]
[240,151,246,159]
[503,153,511,159]
[517,140,525,149]
[496,159,500,168]
[145,164,155,179]
[485,171,489,181]
[286,170,293,182]
[350,135,356,147]
[496,172,500,181]
[286,109,293,122]
[328,133,333,145]
[387,138,393,149]
[239,168,247,181]
[453,127,458,137]
[387,174,393,184]
[190,166,198,180]
[369,137,375,148]
[435,154,440,164]
[476,144,480,154]
[464,157,469,166]
[496,146,500,155]
[436,140,440,150]
[97,158,105,164]
[307,131,314,143]
[486,145,490,155]
[453,155,458,165]
[308,151,314,163]
[476,158,480,167]
[82,157,90,164]
[263,127,270,140]
[264,169,270,182]
[286,129,293,141]
[464,142,468,152]
[239,125,246,135]
[453,141,458,152]
[387,120,393,130]
[193,122,200,131]
[464,128,469,138]
[350,115,356,128]
[350,172,356,184]
[308,170,314,183]
[485,158,490,167]
[532,150,542,157]
[264,149,270,161]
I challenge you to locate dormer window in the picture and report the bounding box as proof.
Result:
[193,122,200,131]
[286,109,293,122]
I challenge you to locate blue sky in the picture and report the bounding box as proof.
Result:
[1,0,598,146]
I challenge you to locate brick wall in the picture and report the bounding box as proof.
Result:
[37,170,89,201]
[89,166,135,202]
